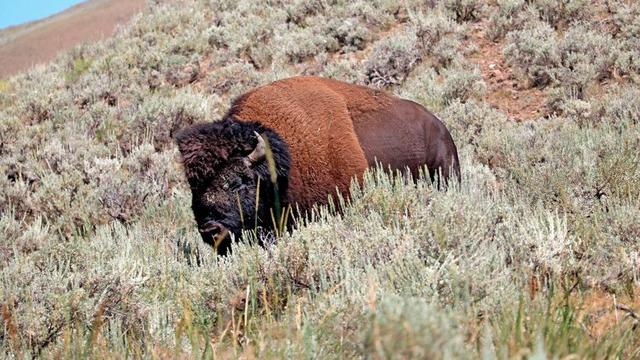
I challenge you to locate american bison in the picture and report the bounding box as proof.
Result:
[176,76,459,254]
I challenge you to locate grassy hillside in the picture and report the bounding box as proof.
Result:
[1,0,639,357]
[0,0,146,78]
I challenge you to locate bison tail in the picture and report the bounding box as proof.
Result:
[433,148,461,190]
[451,151,461,185]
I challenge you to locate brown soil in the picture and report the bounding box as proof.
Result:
[467,20,548,122]
[0,0,146,79]
[578,287,640,339]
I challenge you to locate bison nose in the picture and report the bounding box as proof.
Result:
[199,220,226,236]
[199,220,231,251]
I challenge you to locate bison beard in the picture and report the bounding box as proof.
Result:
[175,76,460,255]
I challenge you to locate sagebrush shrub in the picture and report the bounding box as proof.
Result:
[439,64,486,104]
[124,89,217,151]
[364,29,421,87]
[611,2,640,77]
[486,0,529,40]
[593,85,640,126]
[359,296,469,358]
[319,57,363,84]
[411,11,461,47]
[324,17,371,52]
[347,0,404,28]
[531,0,591,27]
[201,60,263,97]
[400,63,485,111]
[443,0,484,22]
[504,21,560,87]
[206,10,284,68]
[556,25,618,93]
[440,99,508,148]
[87,145,181,223]
[285,0,326,25]
[488,0,590,40]
[546,87,593,122]
[410,11,465,68]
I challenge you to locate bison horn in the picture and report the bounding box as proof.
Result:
[247,131,266,163]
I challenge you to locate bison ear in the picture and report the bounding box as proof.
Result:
[244,131,266,166]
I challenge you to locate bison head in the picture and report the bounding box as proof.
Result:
[175,118,291,254]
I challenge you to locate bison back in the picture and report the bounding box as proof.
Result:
[351,98,460,183]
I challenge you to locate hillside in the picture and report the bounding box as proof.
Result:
[1,0,640,357]
[0,0,145,79]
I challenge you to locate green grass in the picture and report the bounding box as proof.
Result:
[1,0,640,357]
[64,57,93,85]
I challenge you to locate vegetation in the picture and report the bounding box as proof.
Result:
[1,0,639,357]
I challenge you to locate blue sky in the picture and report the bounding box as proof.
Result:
[0,0,86,29]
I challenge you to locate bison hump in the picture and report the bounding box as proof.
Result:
[228,76,387,209]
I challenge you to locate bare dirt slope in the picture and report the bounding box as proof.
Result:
[0,0,145,79]
[467,19,547,122]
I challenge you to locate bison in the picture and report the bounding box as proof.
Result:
[176,76,459,254]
